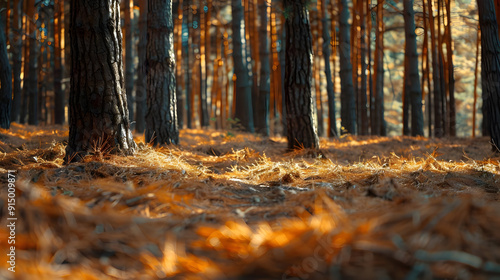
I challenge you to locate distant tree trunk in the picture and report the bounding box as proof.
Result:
[283,0,319,150]
[280,19,287,136]
[231,0,254,132]
[124,0,135,125]
[65,0,137,163]
[358,0,368,135]
[135,0,147,133]
[10,0,22,123]
[472,27,480,138]
[145,0,179,146]
[322,0,337,138]
[428,0,443,137]
[184,0,193,128]
[54,0,65,125]
[338,0,356,135]
[477,0,500,151]
[173,0,184,129]
[255,0,270,136]
[0,13,11,129]
[403,0,423,136]
[372,0,385,136]
[26,0,38,125]
[445,0,455,136]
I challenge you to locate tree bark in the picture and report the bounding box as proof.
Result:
[283,0,319,150]
[54,0,65,125]
[124,0,135,125]
[477,0,500,151]
[255,0,270,136]
[135,0,147,133]
[338,0,356,135]
[358,0,368,135]
[322,0,337,138]
[372,0,385,136]
[403,0,424,136]
[26,0,38,125]
[0,12,11,129]
[145,0,179,146]
[428,0,443,137]
[65,0,137,163]
[10,0,22,124]
[231,0,254,132]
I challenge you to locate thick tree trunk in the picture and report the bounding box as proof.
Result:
[10,0,22,124]
[145,0,179,146]
[477,0,500,151]
[65,0,136,163]
[403,0,424,136]
[0,13,11,129]
[283,0,319,150]
[26,0,38,125]
[54,0,65,125]
[255,0,270,136]
[338,0,356,135]
[231,0,254,132]
[322,0,337,138]
[124,0,135,125]
[135,0,147,133]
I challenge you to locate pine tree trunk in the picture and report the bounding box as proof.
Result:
[135,0,147,133]
[54,0,65,125]
[428,0,443,137]
[26,0,38,125]
[231,0,254,132]
[10,0,22,124]
[338,0,356,135]
[65,0,136,163]
[372,0,385,136]
[358,0,368,135]
[445,0,455,137]
[322,0,337,138]
[255,0,270,136]
[124,0,135,125]
[145,0,179,146]
[184,0,192,128]
[0,13,11,129]
[283,0,319,150]
[477,0,500,151]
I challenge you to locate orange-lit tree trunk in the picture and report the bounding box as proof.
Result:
[283,0,319,150]
[135,0,147,133]
[146,0,179,145]
[26,0,38,125]
[445,0,455,136]
[54,0,65,124]
[478,0,500,150]
[65,0,137,162]
[0,12,11,129]
[358,0,368,135]
[10,0,22,123]
[339,0,356,135]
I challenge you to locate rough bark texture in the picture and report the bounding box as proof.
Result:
[65,0,137,163]
[54,0,65,125]
[403,0,424,136]
[124,0,135,125]
[0,13,11,129]
[135,0,147,133]
[338,0,356,135]
[322,0,337,138]
[477,0,500,151]
[231,0,254,132]
[145,0,179,146]
[255,0,270,136]
[283,0,319,150]
[10,0,22,123]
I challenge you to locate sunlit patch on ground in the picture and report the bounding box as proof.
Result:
[0,125,499,279]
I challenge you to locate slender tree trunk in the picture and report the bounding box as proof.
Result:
[472,26,480,138]
[26,0,38,125]
[173,0,184,129]
[0,12,11,129]
[184,0,193,128]
[10,0,22,123]
[231,0,254,132]
[135,0,147,133]
[403,0,424,136]
[198,0,209,127]
[124,0,135,125]
[255,0,270,136]
[358,0,368,135]
[445,0,455,136]
[428,0,444,137]
[65,0,137,163]
[372,0,385,136]
[477,0,500,151]
[54,0,65,124]
[145,0,179,146]
[283,0,319,150]
[339,0,356,135]
[323,0,337,138]
[279,16,287,136]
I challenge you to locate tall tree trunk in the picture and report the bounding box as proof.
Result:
[445,0,455,136]
[279,16,287,136]
[322,0,337,138]
[135,0,147,133]
[65,0,137,163]
[358,0,368,135]
[174,0,184,129]
[146,0,179,146]
[428,0,443,137]
[184,0,193,128]
[54,0,65,125]
[231,0,254,132]
[0,12,11,129]
[124,0,135,125]
[403,0,424,136]
[372,0,385,136]
[10,0,22,123]
[338,0,356,135]
[255,0,270,136]
[477,0,500,151]
[472,26,480,138]
[283,0,319,150]
[26,0,38,125]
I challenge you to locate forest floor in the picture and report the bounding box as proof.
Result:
[0,123,500,279]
